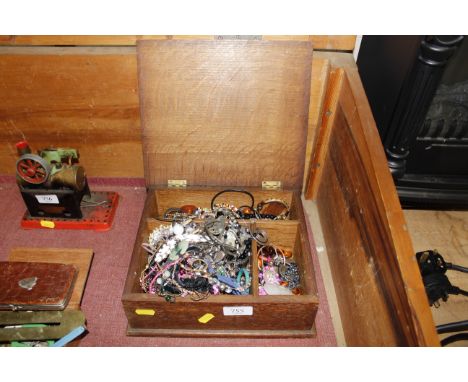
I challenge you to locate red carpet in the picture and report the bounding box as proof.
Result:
[0,176,337,346]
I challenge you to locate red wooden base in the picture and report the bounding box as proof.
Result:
[20,191,119,231]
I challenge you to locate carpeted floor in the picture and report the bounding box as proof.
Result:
[0,176,337,346]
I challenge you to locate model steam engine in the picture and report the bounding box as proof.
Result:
[15,141,91,219]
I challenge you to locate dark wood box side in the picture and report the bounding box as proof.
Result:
[308,64,439,346]
[122,188,157,296]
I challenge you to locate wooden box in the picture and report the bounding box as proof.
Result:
[122,39,440,344]
[122,40,318,337]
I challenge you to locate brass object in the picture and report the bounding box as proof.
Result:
[50,165,86,191]
[167,179,187,188]
[261,180,282,190]
[0,310,85,342]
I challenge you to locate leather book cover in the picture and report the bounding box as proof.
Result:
[0,261,77,311]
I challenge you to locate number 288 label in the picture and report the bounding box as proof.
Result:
[223,306,253,316]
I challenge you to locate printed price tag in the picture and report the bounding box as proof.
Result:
[35,194,59,204]
[223,306,253,316]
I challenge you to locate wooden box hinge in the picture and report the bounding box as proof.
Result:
[262,181,282,190]
[167,179,187,188]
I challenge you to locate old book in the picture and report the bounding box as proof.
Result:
[0,261,77,311]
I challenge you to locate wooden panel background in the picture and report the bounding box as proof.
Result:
[0,35,356,51]
[0,36,344,179]
[137,40,312,188]
[310,67,439,346]
[0,47,143,178]
[305,67,343,198]
[303,58,330,191]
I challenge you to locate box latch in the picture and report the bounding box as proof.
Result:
[167,179,187,188]
[262,181,282,190]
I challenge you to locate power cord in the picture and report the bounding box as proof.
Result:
[436,320,468,347]
[436,319,468,334]
[440,333,468,346]
[416,250,468,307]
[417,250,468,346]
[447,263,468,273]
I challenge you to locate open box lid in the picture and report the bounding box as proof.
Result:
[137,40,312,189]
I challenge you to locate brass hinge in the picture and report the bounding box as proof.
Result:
[262,180,282,190]
[168,179,187,188]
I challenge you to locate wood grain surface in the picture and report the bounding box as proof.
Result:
[137,40,312,188]
[311,67,439,346]
[0,35,356,51]
[9,247,93,310]
[0,47,143,177]
[305,68,344,199]
[303,58,330,191]
[343,67,439,346]
[0,45,334,183]
[0,47,353,181]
